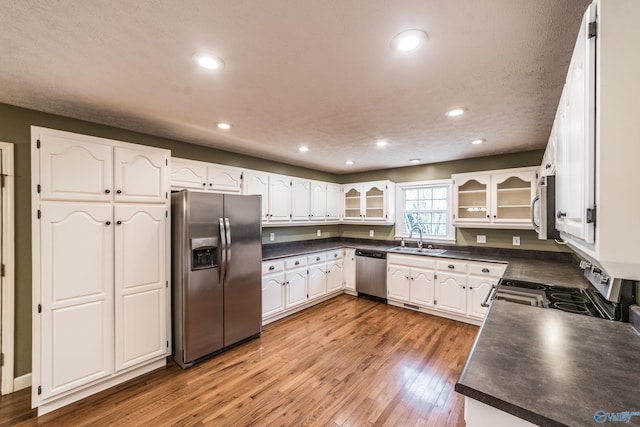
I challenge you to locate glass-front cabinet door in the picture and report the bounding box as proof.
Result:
[454,174,490,223]
[343,185,362,220]
[363,183,386,221]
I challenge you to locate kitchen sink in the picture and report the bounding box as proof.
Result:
[389,246,447,256]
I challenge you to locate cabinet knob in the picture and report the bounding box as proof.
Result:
[493,215,497,218]
[482,268,490,273]
[486,215,490,218]
[316,257,320,261]
[463,286,466,289]
[448,264,455,269]
[269,265,275,271]
[202,183,206,187]
[116,189,122,194]
[105,189,111,194]
[209,183,213,186]
[105,221,111,226]
[116,220,122,225]
[557,211,567,219]
[295,261,300,266]
[334,254,338,258]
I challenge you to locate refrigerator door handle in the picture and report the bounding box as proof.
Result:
[224,218,232,282]
[219,217,227,282]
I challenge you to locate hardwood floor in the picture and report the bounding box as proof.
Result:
[1,295,478,426]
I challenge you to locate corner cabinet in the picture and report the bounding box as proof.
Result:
[343,180,395,224]
[452,167,537,229]
[31,127,171,415]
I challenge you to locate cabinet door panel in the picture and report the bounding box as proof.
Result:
[39,134,112,202]
[243,171,269,220]
[326,260,343,292]
[453,174,491,223]
[114,147,167,203]
[40,204,114,398]
[285,268,308,308]
[492,171,536,224]
[268,175,291,222]
[308,265,327,300]
[291,178,311,221]
[114,205,167,371]
[363,182,387,221]
[468,277,496,319]
[170,158,207,190]
[436,273,467,315]
[262,273,285,318]
[207,165,242,193]
[343,249,356,291]
[411,267,435,307]
[326,183,343,220]
[387,264,410,302]
[310,181,327,221]
[343,185,363,220]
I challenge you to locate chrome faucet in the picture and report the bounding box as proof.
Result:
[409,226,423,248]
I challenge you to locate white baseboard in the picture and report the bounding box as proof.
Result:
[14,373,32,391]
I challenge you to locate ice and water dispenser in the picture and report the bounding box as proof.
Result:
[191,237,218,270]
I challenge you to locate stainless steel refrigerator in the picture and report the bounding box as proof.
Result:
[171,190,262,368]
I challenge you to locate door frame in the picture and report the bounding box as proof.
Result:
[0,142,15,395]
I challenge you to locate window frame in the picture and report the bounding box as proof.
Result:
[394,179,455,243]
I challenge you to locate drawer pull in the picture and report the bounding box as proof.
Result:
[448,264,455,269]
[334,253,338,258]
[295,261,300,266]
[482,268,490,273]
[269,265,275,271]
[316,257,321,261]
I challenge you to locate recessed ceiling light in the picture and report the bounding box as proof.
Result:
[217,122,231,130]
[376,140,388,147]
[445,108,466,117]
[299,146,309,152]
[193,53,225,70]
[410,158,421,164]
[471,139,485,145]
[345,160,354,165]
[391,30,428,52]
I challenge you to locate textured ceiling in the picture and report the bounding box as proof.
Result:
[0,0,589,173]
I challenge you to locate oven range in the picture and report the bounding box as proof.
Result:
[491,279,620,320]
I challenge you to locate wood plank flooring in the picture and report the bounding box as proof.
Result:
[1,295,478,426]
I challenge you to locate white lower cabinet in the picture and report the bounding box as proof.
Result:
[388,254,506,325]
[262,250,344,324]
[343,249,356,293]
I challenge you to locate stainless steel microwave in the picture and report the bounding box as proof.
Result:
[531,175,560,240]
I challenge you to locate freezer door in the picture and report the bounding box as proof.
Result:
[223,194,262,346]
[175,191,225,365]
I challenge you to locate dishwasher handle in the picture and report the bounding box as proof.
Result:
[355,249,387,259]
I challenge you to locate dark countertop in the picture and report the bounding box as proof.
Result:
[455,300,640,426]
[262,238,590,288]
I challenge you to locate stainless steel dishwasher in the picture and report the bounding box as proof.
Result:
[355,249,387,300]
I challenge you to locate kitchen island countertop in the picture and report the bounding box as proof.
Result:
[455,300,640,426]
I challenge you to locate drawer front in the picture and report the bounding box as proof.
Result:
[467,262,507,278]
[285,256,307,269]
[308,253,328,264]
[326,249,343,261]
[262,260,285,275]
[387,254,436,269]
[436,259,467,273]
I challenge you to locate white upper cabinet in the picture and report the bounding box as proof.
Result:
[243,170,269,220]
[343,180,395,224]
[170,158,207,190]
[36,128,168,204]
[268,174,292,223]
[206,164,243,193]
[326,183,343,220]
[310,181,327,221]
[114,147,168,203]
[291,178,311,221]
[555,4,596,244]
[453,167,537,229]
[37,131,113,202]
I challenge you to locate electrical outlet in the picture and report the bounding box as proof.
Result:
[513,236,520,246]
[369,230,374,237]
[477,235,486,243]
[317,229,321,237]
[269,232,275,241]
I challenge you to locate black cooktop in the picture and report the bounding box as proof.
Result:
[497,279,606,318]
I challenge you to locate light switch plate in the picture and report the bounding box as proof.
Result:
[513,236,520,246]
[477,235,486,243]
[269,232,275,241]
[369,230,374,237]
[317,229,321,237]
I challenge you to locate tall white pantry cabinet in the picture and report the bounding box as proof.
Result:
[30,127,171,415]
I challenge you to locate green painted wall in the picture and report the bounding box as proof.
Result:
[1,101,568,379]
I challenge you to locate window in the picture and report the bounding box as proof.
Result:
[395,179,455,242]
